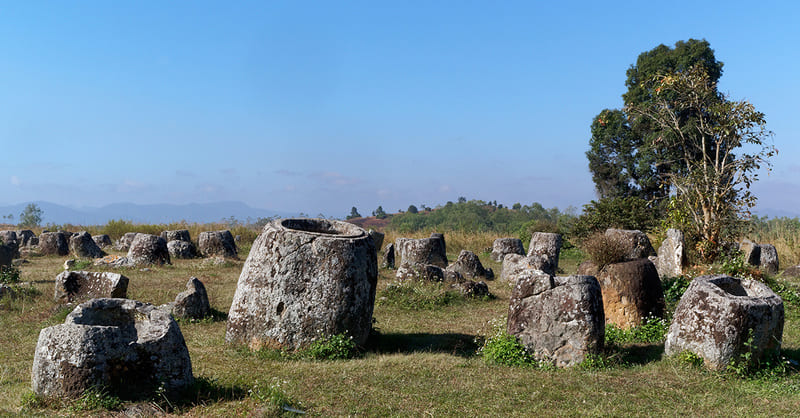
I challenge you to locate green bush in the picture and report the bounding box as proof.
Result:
[605,316,669,345]
[303,333,359,360]
[68,387,122,412]
[479,318,537,367]
[572,196,662,239]
[249,379,304,415]
[662,276,691,315]
[0,265,21,284]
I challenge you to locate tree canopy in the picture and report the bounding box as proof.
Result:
[587,39,725,203]
[19,203,43,227]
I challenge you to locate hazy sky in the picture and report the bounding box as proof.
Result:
[3,1,799,218]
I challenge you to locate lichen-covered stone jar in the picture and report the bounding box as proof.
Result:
[226,218,377,350]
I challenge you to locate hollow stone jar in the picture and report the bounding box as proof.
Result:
[226,218,378,350]
[664,275,784,370]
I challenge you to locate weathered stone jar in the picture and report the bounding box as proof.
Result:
[226,218,378,350]
[31,298,193,399]
[664,275,784,370]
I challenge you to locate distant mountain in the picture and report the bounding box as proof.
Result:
[0,201,296,225]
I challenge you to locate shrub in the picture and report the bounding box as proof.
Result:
[249,378,304,415]
[478,318,537,367]
[605,316,669,345]
[0,265,21,284]
[303,333,359,360]
[662,276,691,315]
[571,196,661,239]
[580,232,628,269]
[676,350,704,367]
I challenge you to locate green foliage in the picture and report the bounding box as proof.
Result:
[389,199,575,237]
[725,333,791,380]
[572,196,661,238]
[761,275,800,306]
[18,203,43,227]
[347,206,361,220]
[605,316,669,345]
[662,276,691,314]
[407,204,419,214]
[19,391,45,410]
[303,333,359,360]
[579,232,628,269]
[479,319,536,367]
[66,259,94,270]
[628,65,774,262]
[588,39,723,203]
[249,379,304,415]
[377,281,465,310]
[372,206,387,219]
[0,265,21,284]
[675,350,704,368]
[68,387,123,412]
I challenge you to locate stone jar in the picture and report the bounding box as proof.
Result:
[597,258,665,329]
[664,275,784,370]
[226,218,378,350]
[39,232,69,256]
[491,238,525,262]
[32,298,193,399]
[508,273,605,367]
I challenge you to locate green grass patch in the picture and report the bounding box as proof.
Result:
[377,280,470,310]
[605,316,669,345]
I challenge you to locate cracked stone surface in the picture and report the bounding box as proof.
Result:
[446,250,493,280]
[39,232,69,256]
[127,234,170,266]
[501,253,555,285]
[226,218,377,350]
[656,228,687,278]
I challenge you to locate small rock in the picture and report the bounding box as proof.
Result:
[171,277,211,320]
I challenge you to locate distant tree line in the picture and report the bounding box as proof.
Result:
[386,199,576,243]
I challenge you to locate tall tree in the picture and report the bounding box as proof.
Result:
[587,39,725,202]
[627,66,774,260]
[19,203,43,227]
[346,207,361,220]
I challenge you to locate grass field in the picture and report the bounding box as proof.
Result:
[2,232,800,416]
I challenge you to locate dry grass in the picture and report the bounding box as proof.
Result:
[1,232,800,416]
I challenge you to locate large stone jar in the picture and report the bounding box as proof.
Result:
[31,298,193,399]
[226,218,378,350]
[664,275,784,370]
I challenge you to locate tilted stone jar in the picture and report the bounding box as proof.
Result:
[226,218,377,350]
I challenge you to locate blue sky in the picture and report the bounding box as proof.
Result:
[2,1,799,218]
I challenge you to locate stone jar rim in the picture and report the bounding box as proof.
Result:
[699,275,780,301]
[277,218,366,239]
